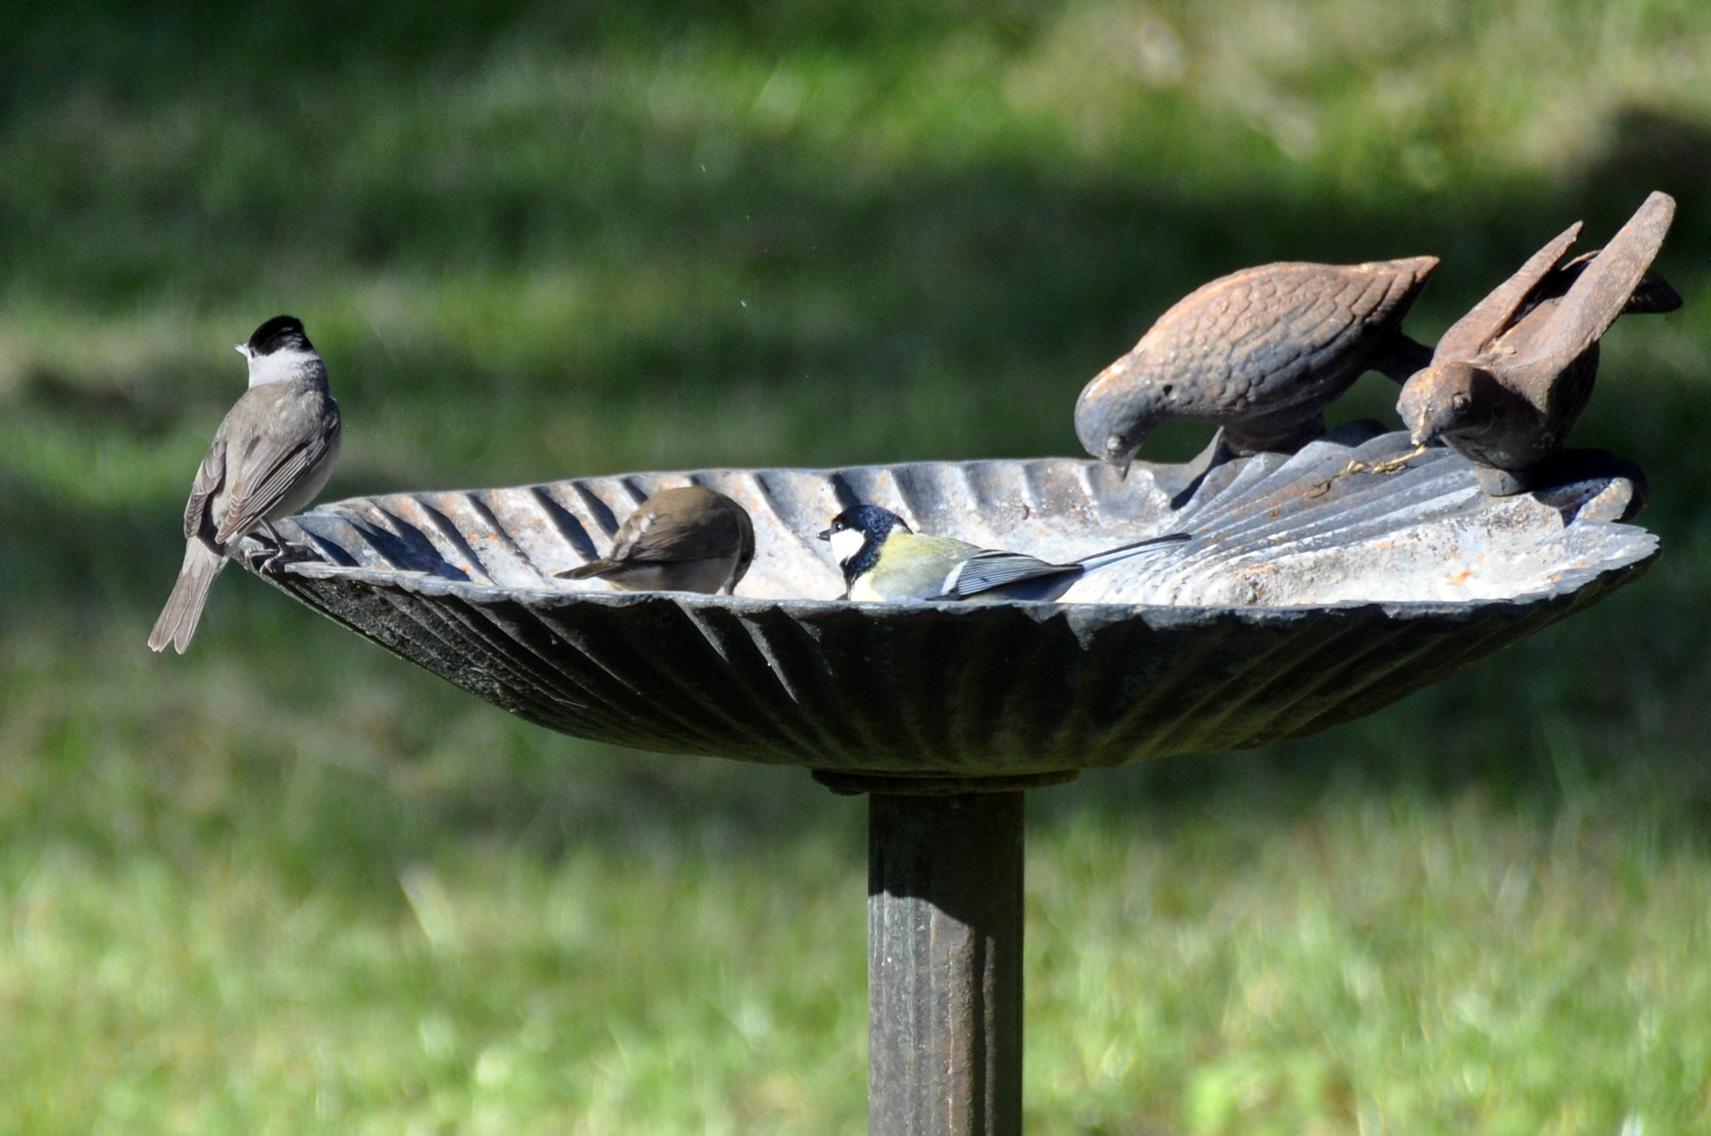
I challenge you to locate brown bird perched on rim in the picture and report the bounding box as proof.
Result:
[149,315,342,654]
[1396,191,1678,496]
[1075,256,1438,474]
[556,486,755,595]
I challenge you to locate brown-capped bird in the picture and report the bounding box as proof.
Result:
[557,486,755,595]
[1396,191,1678,495]
[1075,256,1438,473]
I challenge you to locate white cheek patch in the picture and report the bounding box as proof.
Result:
[828,528,867,566]
[247,347,320,387]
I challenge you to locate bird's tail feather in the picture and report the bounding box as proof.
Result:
[556,560,613,580]
[1078,531,1191,573]
[148,541,226,654]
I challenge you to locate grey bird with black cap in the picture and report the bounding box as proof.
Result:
[148,315,342,654]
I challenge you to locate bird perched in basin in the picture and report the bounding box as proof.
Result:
[149,315,342,654]
[818,504,1189,602]
[1075,256,1439,475]
[556,486,755,595]
[1396,191,1677,496]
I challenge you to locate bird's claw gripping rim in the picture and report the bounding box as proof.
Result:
[242,529,317,574]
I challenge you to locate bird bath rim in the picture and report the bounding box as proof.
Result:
[244,432,1657,777]
[269,555,1655,622]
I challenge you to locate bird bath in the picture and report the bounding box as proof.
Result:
[248,423,1655,1134]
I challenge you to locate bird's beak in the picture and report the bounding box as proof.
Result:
[816,527,832,542]
[234,343,251,358]
[1101,433,1137,481]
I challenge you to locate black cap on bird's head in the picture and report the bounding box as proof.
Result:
[818,505,910,574]
[818,505,910,542]
[238,315,314,359]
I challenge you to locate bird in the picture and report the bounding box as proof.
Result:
[1395,191,1677,496]
[148,315,342,654]
[818,504,1189,602]
[556,486,755,595]
[1074,256,1438,476]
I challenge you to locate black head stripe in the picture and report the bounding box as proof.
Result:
[826,504,909,586]
[247,315,313,356]
[841,531,883,586]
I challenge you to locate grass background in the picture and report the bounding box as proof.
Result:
[3,2,1710,1131]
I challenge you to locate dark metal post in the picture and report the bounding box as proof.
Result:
[868,790,1024,1136]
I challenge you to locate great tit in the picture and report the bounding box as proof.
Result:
[149,316,342,654]
[817,504,1188,602]
[557,485,755,595]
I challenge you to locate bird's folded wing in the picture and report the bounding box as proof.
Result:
[183,438,227,541]
[944,550,1076,597]
[611,509,738,563]
[216,414,340,545]
[1435,222,1582,363]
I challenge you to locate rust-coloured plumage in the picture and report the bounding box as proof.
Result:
[1396,192,1678,494]
[1075,256,1437,469]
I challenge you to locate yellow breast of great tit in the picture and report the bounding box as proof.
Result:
[848,532,983,602]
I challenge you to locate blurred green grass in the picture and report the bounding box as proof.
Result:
[3,2,1711,1132]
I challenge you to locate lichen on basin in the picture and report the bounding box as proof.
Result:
[251,425,1655,775]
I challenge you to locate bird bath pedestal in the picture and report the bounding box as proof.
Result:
[250,426,1655,1134]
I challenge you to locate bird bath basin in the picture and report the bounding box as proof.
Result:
[249,423,1655,1134]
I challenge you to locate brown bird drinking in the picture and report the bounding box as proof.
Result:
[1396,191,1678,496]
[1075,256,1438,475]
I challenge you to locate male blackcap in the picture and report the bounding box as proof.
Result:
[148,315,341,653]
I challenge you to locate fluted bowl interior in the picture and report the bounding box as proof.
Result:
[253,426,1656,775]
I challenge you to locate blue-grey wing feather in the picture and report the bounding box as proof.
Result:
[947,551,1078,597]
